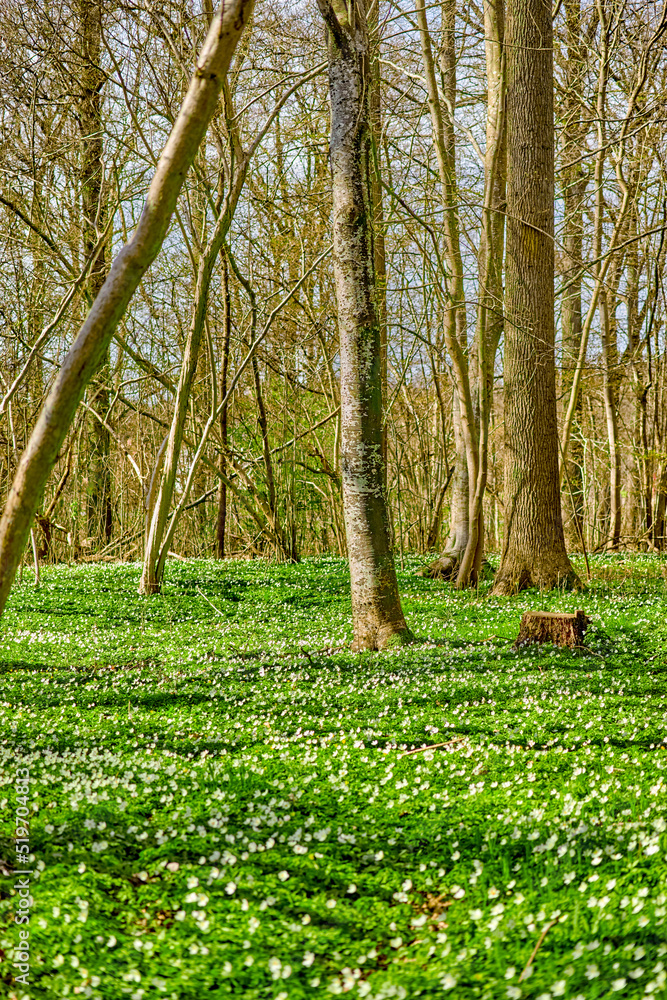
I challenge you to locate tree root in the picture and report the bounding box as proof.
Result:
[492,564,581,596]
[418,552,495,583]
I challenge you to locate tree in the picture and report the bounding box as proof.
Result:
[492,0,579,594]
[77,0,113,546]
[317,0,412,650]
[0,0,255,620]
[415,0,472,583]
[415,0,506,588]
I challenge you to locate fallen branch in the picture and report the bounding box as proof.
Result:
[518,915,564,982]
[196,586,226,617]
[400,736,467,758]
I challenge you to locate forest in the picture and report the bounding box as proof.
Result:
[1,1,667,999]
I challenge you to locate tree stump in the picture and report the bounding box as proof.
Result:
[514,610,590,649]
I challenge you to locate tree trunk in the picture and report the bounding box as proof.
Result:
[599,288,622,549]
[138,172,245,595]
[368,2,388,484]
[318,0,412,650]
[492,0,579,594]
[514,609,589,648]
[252,351,298,562]
[214,254,231,559]
[423,397,469,579]
[559,0,588,548]
[78,0,112,547]
[416,0,477,582]
[455,0,506,587]
[0,0,255,621]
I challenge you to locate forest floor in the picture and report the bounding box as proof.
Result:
[1,553,666,1000]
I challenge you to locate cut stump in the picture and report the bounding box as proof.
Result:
[514,610,590,649]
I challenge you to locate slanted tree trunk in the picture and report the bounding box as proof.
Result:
[317,0,412,650]
[492,0,579,594]
[139,58,321,592]
[0,0,255,621]
[138,159,247,595]
[78,0,112,547]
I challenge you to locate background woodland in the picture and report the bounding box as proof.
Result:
[1,0,666,569]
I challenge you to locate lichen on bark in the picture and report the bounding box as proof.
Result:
[319,0,412,651]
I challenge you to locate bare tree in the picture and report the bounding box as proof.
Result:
[77,0,112,546]
[492,0,579,593]
[0,0,255,620]
[317,0,412,650]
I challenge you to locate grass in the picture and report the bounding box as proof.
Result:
[1,552,666,1000]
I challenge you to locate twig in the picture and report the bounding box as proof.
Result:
[572,644,605,658]
[518,916,564,982]
[196,586,226,617]
[400,736,466,758]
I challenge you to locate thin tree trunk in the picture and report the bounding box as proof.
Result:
[139,59,322,590]
[599,288,621,549]
[317,0,411,650]
[455,0,506,587]
[138,161,247,594]
[0,0,255,620]
[78,0,112,547]
[214,253,231,558]
[416,0,477,582]
[252,352,298,561]
[492,0,579,594]
[559,0,588,547]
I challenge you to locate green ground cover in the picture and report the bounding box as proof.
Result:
[1,554,666,1000]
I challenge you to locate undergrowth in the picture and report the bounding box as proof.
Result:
[1,553,666,999]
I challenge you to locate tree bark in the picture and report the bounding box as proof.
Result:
[455,0,506,587]
[0,0,255,621]
[318,0,412,650]
[559,0,588,548]
[492,0,580,594]
[214,253,231,558]
[600,287,622,549]
[514,609,589,648]
[77,0,112,547]
[368,2,388,484]
[416,0,477,582]
[138,157,247,595]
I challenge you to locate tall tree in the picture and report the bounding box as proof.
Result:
[558,0,589,546]
[416,0,473,583]
[214,253,231,559]
[77,0,112,546]
[492,0,579,594]
[317,0,412,650]
[454,0,506,587]
[0,0,255,621]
